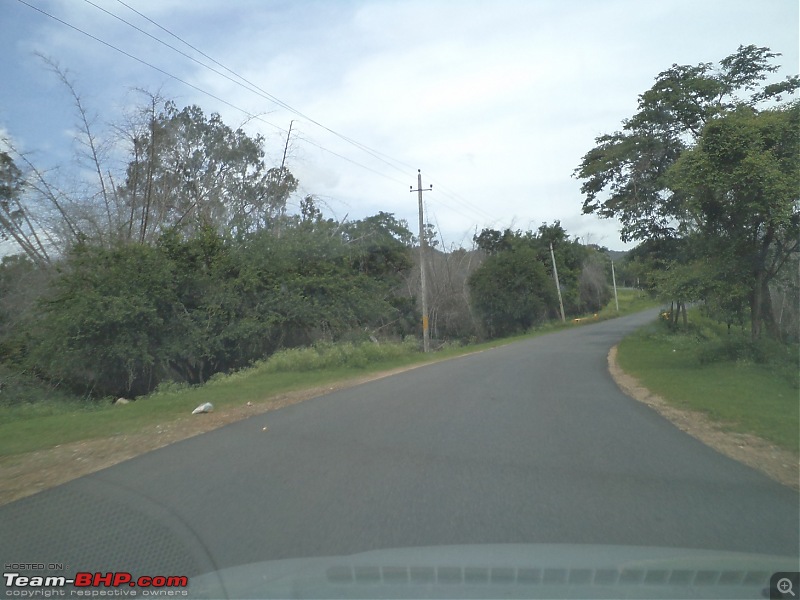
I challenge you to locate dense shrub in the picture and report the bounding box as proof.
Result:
[468,246,557,338]
[12,215,416,398]
[468,223,610,338]
[257,338,418,373]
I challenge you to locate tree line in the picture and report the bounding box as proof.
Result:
[0,62,614,401]
[468,223,611,338]
[574,45,799,342]
[4,45,796,404]
[0,211,418,398]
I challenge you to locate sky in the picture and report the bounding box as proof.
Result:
[1,0,798,251]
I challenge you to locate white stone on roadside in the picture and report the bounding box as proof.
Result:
[192,402,214,414]
[114,398,130,405]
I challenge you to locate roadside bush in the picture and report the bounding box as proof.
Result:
[258,339,419,373]
[27,242,178,398]
[12,212,418,400]
[0,365,89,409]
[691,317,799,387]
[468,246,557,338]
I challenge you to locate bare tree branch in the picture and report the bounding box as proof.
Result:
[37,54,114,239]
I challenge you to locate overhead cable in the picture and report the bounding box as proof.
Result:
[16,0,407,186]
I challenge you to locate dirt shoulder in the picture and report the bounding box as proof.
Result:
[608,345,799,491]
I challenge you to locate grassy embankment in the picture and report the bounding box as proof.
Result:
[0,288,657,457]
[616,309,799,454]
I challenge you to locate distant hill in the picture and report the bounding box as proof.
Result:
[605,249,628,263]
[585,244,629,263]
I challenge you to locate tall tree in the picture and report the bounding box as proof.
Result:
[574,45,799,339]
[468,223,602,337]
[40,56,117,241]
[117,101,285,241]
[668,103,800,339]
[468,244,556,338]
[575,45,798,243]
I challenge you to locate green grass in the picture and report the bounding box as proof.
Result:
[617,313,800,454]
[0,290,660,458]
[0,346,428,457]
[599,287,659,317]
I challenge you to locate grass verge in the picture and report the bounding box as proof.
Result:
[0,290,660,458]
[616,312,799,455]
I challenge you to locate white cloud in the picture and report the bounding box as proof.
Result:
[2,0,797,249]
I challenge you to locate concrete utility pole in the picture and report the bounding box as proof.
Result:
[550,242,566,323]
[410,170,432,352]
[611,260,619,312]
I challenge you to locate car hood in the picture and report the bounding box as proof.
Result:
[189,543,797,599]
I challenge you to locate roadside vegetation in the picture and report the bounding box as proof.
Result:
[617,309,799,454]
[575,45,799,346]
[0,46,797,465]
[575,45,799,456]
[1,59,617,410]
[0,291,656,458]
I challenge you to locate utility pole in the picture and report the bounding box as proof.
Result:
[550,242,566,323]
[410,170,432,352]
[611,260,619,312]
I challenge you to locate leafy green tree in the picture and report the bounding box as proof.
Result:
[343,211,414,282]
[533,222,588,313]
[473,227,516,255]
[575,45,797,243]
[471,222,604,325]
[468,245,556,337]
[28,242,179,396]
[668,103,800,339]
[575,45,799,339]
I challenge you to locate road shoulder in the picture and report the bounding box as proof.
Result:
[608,345,798,490]
[0,362,435,507]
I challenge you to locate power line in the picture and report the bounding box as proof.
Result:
[294,134,406,185]
[110,0,416,178]
[82,0,268,101]
[15,0,406,187]
[423,175,498,223]
[20,0,501,227]
[17,1,281,130]
[429,192,496,226]
[421,184,499,228]
[424,193,492,227]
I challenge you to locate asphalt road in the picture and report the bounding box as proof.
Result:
[2,309,798,584]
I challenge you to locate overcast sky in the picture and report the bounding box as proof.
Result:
[1,0,798,250]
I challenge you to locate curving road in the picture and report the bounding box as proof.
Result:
[1,308,797,586]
